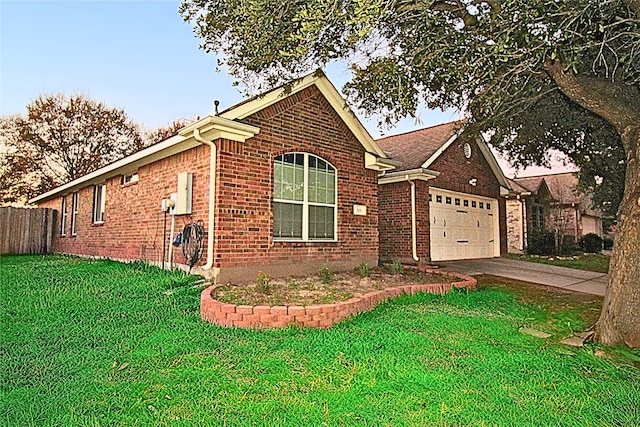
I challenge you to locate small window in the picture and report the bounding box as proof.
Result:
[487,203,491,210]
[71,192,79,235]
[472,201,477,208]
[429,194,432,202]
[445,197,452,205]
[122,172,139,185]
[479,202,484,209]
[60,196,67,236]
[436,195,442,203]
[93,184,106,224]
[455,198,460,206]
[463,200,469,207]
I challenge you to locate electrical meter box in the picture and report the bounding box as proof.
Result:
[174,172,193,215]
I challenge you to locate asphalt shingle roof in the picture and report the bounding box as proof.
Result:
[376,121,463,172]
[512,172,581,204]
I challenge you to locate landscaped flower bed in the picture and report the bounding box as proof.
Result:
[201,266,477,329]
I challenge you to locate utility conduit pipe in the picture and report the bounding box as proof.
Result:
[407,176,420,262]
[193,128,219,280]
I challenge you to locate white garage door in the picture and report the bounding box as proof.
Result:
[429,188,498,261]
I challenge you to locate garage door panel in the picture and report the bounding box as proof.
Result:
[429,189,497,262]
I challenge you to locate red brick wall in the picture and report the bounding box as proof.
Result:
[378,134,508,261]
[379,182,411,260]
[38,85,380,282]
[38,145,212,265]
[212,86,379,281]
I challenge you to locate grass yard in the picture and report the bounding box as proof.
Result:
[2,255,638,426]
[507,253,611,273]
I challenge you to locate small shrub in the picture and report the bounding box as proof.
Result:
[389,259,404,275]
[255,271,271,294]
[603,237,614,250]
[354,262,372,277]
[559,235,578,255]
[318,265,333,284]
[527,229,556,256]
[579,233,603,253]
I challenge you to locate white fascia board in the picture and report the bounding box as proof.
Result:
[313,78,387,158]
[420,131,462,169]
[475,134,512,189]
[378,168,440,184]
[29,134,194,204]
[219,72,388,158]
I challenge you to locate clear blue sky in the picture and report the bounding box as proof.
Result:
[1,0,458,135]
[1,0,570,176]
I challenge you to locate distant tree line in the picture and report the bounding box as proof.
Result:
[0,93,191,205]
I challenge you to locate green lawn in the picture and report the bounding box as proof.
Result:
[2,255,638,426]
[507,253,611,273]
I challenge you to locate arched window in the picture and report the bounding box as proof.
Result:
[273,153,337,241]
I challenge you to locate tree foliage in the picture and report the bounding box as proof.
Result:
[181,0,640,347]
[144,118,194,146]
[180,0,634,215]
[0,94,143,204]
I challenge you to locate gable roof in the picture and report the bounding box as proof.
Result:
[29,71,395,204]
[512,172,601,215]
[219,70,390,162]
[512,172,581,204]
[376,121,511,189]
[377,121,463,171]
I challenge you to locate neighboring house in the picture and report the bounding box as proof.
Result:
[506,172,603,253]
[377,122,511,263]
[31,71,395,282]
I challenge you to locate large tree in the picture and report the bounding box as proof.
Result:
[181,0,639,347]
[0,94,143,204]
[144,118,194,146]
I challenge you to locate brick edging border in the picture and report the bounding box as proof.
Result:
[200,268,477,329]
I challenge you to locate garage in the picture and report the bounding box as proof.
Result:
[429,188,499,261]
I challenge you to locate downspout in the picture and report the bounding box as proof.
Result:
[407,176,420,262]
[521,196,528,253]
[193,128,219,278]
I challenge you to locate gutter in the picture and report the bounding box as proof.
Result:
[193,128,219,279]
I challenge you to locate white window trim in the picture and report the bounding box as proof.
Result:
[273,152,338,242]
[122,172,139,185]
[93,184,106,224]
[60,196,67,236]
[70,192,78,236]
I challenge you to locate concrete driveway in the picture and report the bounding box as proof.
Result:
[437,258,608,296]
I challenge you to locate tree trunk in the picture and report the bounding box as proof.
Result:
[543,61,640,347]
[595,126,640,348]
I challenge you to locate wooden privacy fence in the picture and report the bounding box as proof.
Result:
[0,207,56,255]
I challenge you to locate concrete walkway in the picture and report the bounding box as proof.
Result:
[437,258,607,296]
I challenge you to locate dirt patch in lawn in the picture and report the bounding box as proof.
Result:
[212,267,459,306]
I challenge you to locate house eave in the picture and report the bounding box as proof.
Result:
[378,168,440,184]
[28,134,196,204]
[365,153,399,171]
[178,115,260,143]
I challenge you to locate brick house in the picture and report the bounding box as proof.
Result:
[505,172,603,253]
[377,122,511,263]
[31,72,396,282]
